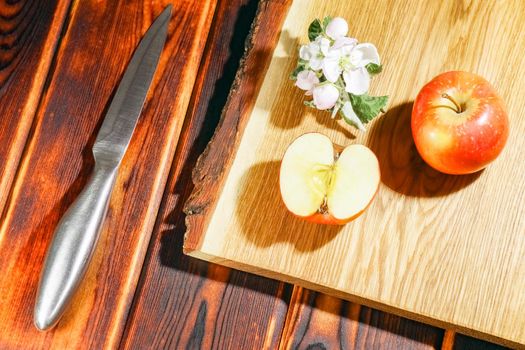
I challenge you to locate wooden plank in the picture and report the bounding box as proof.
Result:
[121,0,292,348]
[452,333,510,350]
[280,287,444,350]
[441,330,456,350]
[0,0,71,216]
[0,0,216,348]
[184,0,525,347]
[440,330,511,350]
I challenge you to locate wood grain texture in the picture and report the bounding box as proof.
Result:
[185,0,525,347]
[280,287,444,350]
[0,0,71,217]
[0,0,216,348]
[121,0,291,348]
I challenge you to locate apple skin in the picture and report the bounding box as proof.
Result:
[280,141,381,226]
[412,71,509,175]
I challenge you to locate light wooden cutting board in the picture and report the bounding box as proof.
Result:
[184,0,525,347]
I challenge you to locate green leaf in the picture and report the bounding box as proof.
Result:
[322,16,332,29]
[366,63,383,75]
[349,93,388,123]
[308,19,323,41]
[289,65,304,80]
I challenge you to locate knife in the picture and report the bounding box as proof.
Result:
[34,5,171,331]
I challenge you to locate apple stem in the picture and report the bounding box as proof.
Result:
[319,196,329,214]
[442,93,462,113]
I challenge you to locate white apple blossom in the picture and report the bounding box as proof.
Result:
[313,84,339,110]
[295,70,319,94]
[299,36,330,71]
[325,17,348,39]
[291,16,388,131]
[349,43,380,67]
[321,38,357,83]
[322,42,380,93]
[343,43,380,94]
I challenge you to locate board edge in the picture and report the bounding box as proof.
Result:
[186,249,523,349]
[183,0,293,254]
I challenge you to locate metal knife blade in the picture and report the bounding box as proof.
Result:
[34,5,171,331]
[93,5,171,165]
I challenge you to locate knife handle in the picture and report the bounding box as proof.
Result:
[34,162,118,330]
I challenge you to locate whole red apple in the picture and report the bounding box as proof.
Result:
[412,71,509,175]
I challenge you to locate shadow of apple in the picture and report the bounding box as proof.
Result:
[367,102,482,197]
[235,161,342,252]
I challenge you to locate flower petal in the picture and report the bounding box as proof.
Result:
[332,37,357,50]
[350,43,380,67]
[313,84,339,110]
[322,57,341,83]
[341,102,365,131]
[325,17,348,39]
[318,37,331,56]
[343,67,370,95]
[295,70,319,91]
[299,45,312,60]
[307,41,321,56]
[309,57,323,70]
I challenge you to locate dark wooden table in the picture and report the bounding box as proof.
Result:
[0,0,511,348]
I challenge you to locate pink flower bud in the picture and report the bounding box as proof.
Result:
[296,70,319,92]
[313,84,339,110]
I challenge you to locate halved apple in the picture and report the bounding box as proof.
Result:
[279,133,380,225]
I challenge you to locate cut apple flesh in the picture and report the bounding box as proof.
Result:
[280,133,380,223]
